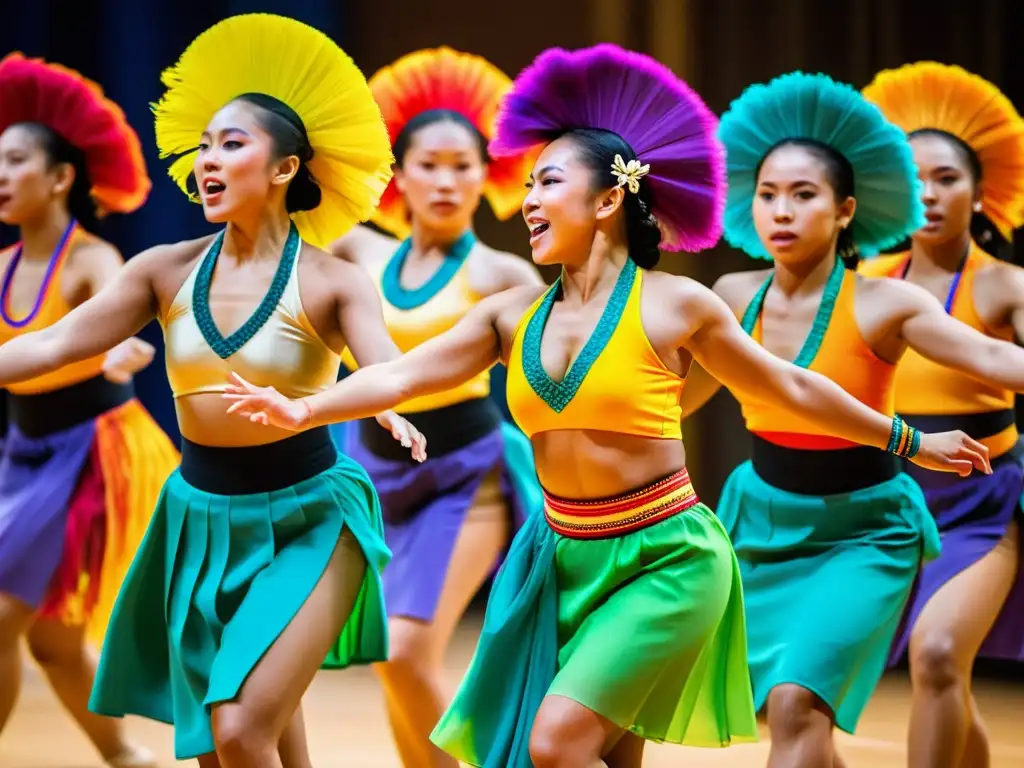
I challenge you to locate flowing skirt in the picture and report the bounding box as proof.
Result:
[0,398,177,644]
[430,470,757,767]
[718,461,939,732]
[88,433,390,759]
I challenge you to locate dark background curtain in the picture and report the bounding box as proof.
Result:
[3,0,1022,497]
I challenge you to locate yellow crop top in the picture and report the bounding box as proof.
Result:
[340,233,491,413]
[162,231,340,442]
[505,258,684,440]
[858,243,1015,415]
[0,224,106,395]
[738,263,896,450]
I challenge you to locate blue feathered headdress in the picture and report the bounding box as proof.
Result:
[718,71,924,259]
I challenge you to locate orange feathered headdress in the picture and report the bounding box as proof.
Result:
[369,47,532,238]
[0,53,150,215]
[863,62,1024,240]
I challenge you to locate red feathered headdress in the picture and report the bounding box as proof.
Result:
[369,47,532,238]
[0,53,150,215]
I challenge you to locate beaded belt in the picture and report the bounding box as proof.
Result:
[543,468,699,540]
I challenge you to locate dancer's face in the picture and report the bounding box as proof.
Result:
[753,143,855,267]
[522,135,625,266]
[395,120,485,234]
[0,124,74,226]
[195,101,299,223]
[910,133,978,247]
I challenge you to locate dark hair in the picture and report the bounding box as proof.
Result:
[15,122,99,232]
[392,109,489,167]
[909,128,982,185]
[233,92,321,213]
[756,138,859,265]
[561,128,662,269]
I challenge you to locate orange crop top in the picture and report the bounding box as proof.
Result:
[505,258,685,440]
[340,233,491,413]
[0,223,106,395]
[739,262,896,449]
[858,243,1015,415]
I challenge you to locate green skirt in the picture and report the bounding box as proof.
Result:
[430,503,758,767]
[88,454,390,759]
[717,461,940,732]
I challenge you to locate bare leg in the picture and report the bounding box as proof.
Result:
[605,732,645,768]
[278,704,311,768]
[26,617,154,765]
[529,694,627,768]
[210,530,367,768]
[375,471,509,768]
[908,521,1019,768]
[765,684,836,768]
[0,594,33,734]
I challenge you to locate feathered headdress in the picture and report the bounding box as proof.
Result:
[489,44,725,253]
[368,47,532,238]
[863,62,1024,241]
[718,71,924,260]
[152,13,393,248]
[0,53,150,215]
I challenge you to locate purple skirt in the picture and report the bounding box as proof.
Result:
[890,453,1024,663]
[0,420,95,608]
[342,423,539,622]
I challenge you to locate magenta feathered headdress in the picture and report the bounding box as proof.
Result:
[489,44,725,252]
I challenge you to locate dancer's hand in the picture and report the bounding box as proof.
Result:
[912,430,992,476]
[375,410,428,463]
[223,372,313,430]
[102,337,155,383]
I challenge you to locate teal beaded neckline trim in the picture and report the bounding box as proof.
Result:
[381,231,476,310]
[522,258,638,413]
[193,223,300,360]
[740,257,845,369]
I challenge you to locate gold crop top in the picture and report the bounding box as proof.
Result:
[505,259,685,440]
[161,229,340,442]
[0,224,107,395]
[738,263,896,450]
[340,232,491,413]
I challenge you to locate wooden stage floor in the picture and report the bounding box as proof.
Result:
[3,619,1023,767]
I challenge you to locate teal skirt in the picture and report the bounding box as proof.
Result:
[430,502,758,767]
[88,453,390,759]
[717,461,940,732]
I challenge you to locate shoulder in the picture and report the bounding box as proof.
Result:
[130,235,212,274]
[328,224,396,267]
[301,241,382,303]
[710,268,771,316]
[469,243,543,293]
[855,270,938,314]
[643,270,729,316]
[66,233,124,271]
[856,253,906,278]
[974,256,1024,302]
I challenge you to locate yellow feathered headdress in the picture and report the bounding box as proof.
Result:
[152,14,393,248]
[863,62,1024,240]
[368,47,533,239]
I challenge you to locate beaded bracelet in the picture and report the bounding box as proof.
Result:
[887,416,921,459]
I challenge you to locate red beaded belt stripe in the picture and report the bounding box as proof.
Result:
[543,468,699,539]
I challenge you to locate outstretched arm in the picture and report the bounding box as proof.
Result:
[893,279,1024,391]
[0,247,160,387]
[225,288,526,429]
[680,281,990,476]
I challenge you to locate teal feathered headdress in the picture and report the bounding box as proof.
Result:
[718,71,925,260]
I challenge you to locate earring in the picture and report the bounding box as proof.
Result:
[973,201,983,212]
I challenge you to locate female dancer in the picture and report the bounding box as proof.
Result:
[859,62,1024,768]
[330,46,542,768]
[223,45,990,768]
[679,71,1024,768]
[0,15,425,767]
[0,53,179,768]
